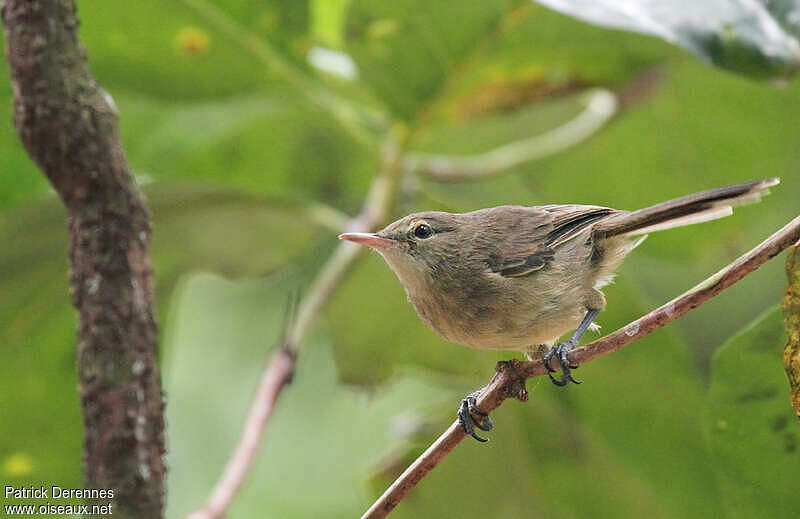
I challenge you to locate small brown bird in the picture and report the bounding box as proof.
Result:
[340,178,778,440]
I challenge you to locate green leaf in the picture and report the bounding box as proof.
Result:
[116,90,375,212]
[340,1,672,124]
[146,184,328,285]
[163,273,454,518]
[532,0,800,78]
[706,306,800,517]
[0,271,82,494]
[417,4,672,126]
[78,0,264,100]
[409,90,612,209]
[0,62,50,210]
[344,0,512,119]
[312,0,352,47]
[202,0,311,60]
[73,0,313,100]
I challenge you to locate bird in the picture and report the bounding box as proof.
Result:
[339,178,779,441]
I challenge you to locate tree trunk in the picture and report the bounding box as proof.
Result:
[2,1,166,516]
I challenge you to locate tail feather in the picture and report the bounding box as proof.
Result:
[594,178,779,239]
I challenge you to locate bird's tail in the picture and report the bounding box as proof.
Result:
[593,178,779,239]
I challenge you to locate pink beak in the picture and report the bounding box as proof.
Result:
[338,232,395,250]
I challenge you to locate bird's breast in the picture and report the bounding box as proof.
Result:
[403,270,585,351]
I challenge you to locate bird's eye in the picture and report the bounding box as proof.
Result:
[412,223,434,239]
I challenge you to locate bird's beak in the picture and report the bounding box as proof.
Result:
[338,232,395,250]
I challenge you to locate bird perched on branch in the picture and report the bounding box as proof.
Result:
[340,178,779,441]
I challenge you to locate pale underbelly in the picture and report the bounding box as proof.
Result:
[419,301,586,352]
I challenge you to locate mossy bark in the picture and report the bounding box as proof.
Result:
[2,1,166,516]
[783,244,800,421]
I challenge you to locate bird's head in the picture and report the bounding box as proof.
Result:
[339,212,464,288]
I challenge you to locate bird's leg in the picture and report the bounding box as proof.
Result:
[457,387,494,442]
[543,309,600,386]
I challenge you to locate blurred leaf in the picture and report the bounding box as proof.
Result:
[77,0,268,100]
[344,0,513,119]
[532,0,800,78]
[766,0,800,39]
[163,273,454,518]
[410,90,602,209]
[81,0,378,209]
[199,0,312,60]
[706,306,800,517]
[419,4,673,125]
[116,90,375,213]
[312,0,352,47]
[0,63,49,210]
[414,90,589,155]
[341,1,673,124]
[146,184,330,291]
[68,0,310,100]
[385,391,656,519]
[0,267,82,495]
[560,282,720,518]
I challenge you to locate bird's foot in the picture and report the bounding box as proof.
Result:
[543,340,581,386]
[457,389,493,442]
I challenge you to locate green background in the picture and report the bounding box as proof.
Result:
[1,1,798,517]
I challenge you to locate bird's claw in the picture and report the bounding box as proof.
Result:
[543,341,581,386]
[457,391,493,442]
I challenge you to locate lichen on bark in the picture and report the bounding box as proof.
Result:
[783,244,800,421]
[2,0,166,516]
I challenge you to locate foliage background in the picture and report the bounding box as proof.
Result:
[1,1,798,517]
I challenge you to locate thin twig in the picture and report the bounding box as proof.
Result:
[402,89,617,181]
[362,214,800,519]
[187,295,299,519]
[186,130,409,519]
[187,349,296,519]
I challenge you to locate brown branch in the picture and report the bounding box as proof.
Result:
[362,214,800,519]
[2,0,165,516]
[186,130,409,519]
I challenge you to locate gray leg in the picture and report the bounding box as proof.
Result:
[543,309,600,386]
[457,388,494,442]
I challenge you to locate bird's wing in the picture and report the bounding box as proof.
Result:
[485,205,618,278]
[540,205,618,248]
